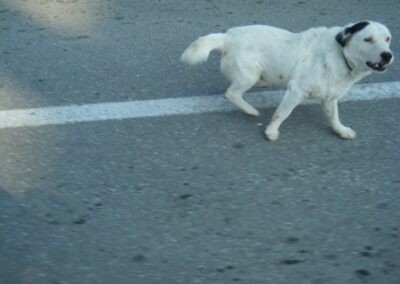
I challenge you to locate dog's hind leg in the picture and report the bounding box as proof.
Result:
[225,82,260,116]
[221,54,261,116]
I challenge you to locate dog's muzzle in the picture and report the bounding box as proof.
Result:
[366,52,393,72]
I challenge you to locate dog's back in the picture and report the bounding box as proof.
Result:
[180,25,294,65]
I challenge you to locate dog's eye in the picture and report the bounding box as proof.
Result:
[386,36,391,42]
[364,37,373,43]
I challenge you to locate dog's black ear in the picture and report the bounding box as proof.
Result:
[336,21,370,47]
[335,32,346,47]
[344,21,370,35]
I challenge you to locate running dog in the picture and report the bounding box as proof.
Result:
[181,21,393,140]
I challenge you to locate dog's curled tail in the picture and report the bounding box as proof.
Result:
[180,33,228,65]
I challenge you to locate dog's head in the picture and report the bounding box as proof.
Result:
[336,21,393,72]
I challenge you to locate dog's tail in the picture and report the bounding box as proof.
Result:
[180,33,228,65]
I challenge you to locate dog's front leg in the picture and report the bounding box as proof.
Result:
[323,99,356,139]
[265,89,304,141]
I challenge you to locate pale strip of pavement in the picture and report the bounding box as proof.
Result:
[0,81,399,129]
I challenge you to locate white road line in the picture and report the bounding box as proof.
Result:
[0,81,399,129]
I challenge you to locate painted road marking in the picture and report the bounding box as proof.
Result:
[0,81,399,129]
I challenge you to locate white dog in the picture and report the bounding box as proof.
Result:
[181,21,393,141]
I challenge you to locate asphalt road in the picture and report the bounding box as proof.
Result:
[0,1,399,284]
[0,0,399,109]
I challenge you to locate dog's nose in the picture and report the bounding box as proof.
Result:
[381,52,393,63]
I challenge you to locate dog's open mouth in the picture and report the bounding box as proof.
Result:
[366,61,388,72]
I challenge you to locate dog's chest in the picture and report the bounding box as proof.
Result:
[308,77,355,100]
[301,57,361,100]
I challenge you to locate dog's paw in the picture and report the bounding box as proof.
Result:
[246,108,260,117]
[336,126,356,139]
[265,128,280,141]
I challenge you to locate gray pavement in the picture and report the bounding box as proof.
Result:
[0,0,399,109]
[1,99,400,284]
[0,1,400,284]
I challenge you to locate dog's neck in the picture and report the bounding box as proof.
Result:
[340,53,372,84]
[342,53,353,72]
[335,32,354,72]
[335,43,370,83]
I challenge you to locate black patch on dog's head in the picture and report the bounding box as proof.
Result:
[345,21,370,35]
[336,21,370,47]
[335,33,346,47]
